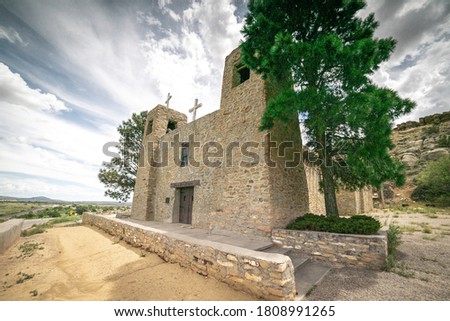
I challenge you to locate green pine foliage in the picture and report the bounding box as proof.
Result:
[241,0,415,217]
[287,213,381,235]
[98,111,147,202]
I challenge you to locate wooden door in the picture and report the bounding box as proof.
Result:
[179,187,193,224]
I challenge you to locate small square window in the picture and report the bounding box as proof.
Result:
[238,66,250,83]
[233,63,250,87]
[167,120,177,133]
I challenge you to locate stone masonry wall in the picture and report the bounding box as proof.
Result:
[149,47,309,237]
[305,164,373,216]
[272,229,387,270]
[132,106,187,220]
[305,165,326,215]
[83,213,296,300]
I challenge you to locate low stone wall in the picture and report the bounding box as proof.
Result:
[0,219,24,254]
[272,229,387,270]
[83,213,296,300]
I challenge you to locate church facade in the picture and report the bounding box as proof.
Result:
[130,47,372,237]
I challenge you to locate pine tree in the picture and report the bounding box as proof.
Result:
[241,0,415,217]
[98,111,146,202]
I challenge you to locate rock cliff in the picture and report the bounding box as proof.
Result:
[391,111,450,182]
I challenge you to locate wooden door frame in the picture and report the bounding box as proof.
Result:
[177,186,194,224]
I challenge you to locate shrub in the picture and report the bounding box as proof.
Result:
[387,224,402,256]
[437,135,450,148]
[286,213,381,235]
[423,124,439,135]
[411,155,450,206]
[75,205,89,215]
[386,224,402,272]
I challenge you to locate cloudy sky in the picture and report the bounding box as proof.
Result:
[0,0,448,201]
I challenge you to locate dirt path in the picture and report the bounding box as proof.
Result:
[0,225,254,301]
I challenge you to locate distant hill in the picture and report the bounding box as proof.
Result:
[0,195,130,206]
[0,195,62,202]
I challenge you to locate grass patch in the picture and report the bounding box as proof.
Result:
[16,272,35,284]
[393,262,415,278]
[0,202,39,216]
[21,226,46,237]
[422,226,433,234]
[18,241,44,258]
[420,256,438,263]
[425,213,439,219]
[47,216,80,225]
[21,215,81,237]
[399,225,418,234]
[423,235,440,241]
[305,285,317,297]
[389,205,440,215]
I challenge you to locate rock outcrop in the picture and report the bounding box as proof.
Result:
[391,111,450,181]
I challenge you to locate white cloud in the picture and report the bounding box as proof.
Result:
[137,11,162,27]
[0,64,116,201]
[0,63,68,112]
[140,0,243,120]
[361,0,450,122]
[158,0,173,9]
[0,25,25,45]
[5,1,159,115]
[164,7,182,22]
[183,0,243,67]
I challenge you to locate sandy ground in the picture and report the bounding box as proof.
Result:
[0,225,254,301]
[307,209,450,300]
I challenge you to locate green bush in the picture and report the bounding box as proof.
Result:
[287,213,381,235]
[411,155,450,206]
[387,224,402,256]
[423,124,439,135]
[437,135,450,148]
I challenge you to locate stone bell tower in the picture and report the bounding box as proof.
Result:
[131,105,187,220]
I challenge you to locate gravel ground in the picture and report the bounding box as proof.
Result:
[306,208,450,300]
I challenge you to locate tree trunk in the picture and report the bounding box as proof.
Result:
[379,183,385,209]
[320,163,339,217]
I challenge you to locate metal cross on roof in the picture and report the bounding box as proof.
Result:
[189,98,202,122]
[165,93,172,108]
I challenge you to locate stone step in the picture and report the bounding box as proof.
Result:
[294,261,331,300]
[287,252,309,270]
[253,242,274,252]
[261,246,291,255]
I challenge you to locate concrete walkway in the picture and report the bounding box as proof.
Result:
[121,218,273,251]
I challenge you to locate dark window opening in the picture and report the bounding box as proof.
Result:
[238,66,250,83]
[146,120,153,135]
[233,63,250,87]
[180,142,189,167]
[167,120,177,133]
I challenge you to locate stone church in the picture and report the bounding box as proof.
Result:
[130,47,372,237]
